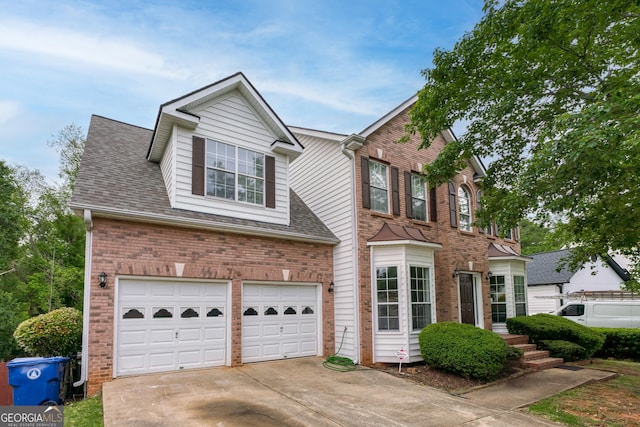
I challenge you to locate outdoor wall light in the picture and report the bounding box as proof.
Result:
[452,268,461,278]
[486,271,493,280]
[328,282,334,292]
[98,272,107,288]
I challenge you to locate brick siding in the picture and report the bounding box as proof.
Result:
[86,217,334,395]
[355,107,520,365]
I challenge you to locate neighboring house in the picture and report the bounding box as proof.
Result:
[527,249,631,314]
[71,73,338,395]
[71,72,531,394]
[290,97,530,364]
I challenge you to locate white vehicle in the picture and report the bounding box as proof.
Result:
[554,300,640,328]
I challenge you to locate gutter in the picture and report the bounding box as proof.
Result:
[69,204,339,245]
[341,134,364,363]
[74,210,92,391]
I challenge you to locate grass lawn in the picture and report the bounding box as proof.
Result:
[64,394,103,427]
[528,360,640,426]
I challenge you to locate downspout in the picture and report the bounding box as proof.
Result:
[74,209,93,391]
[341,135,363,363]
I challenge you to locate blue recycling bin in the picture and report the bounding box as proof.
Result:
[7,357,69,405]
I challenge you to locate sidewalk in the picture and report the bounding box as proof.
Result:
[461,365,616,411]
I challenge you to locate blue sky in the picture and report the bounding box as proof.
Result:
[0,0,485,183]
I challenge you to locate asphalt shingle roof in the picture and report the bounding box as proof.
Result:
[526,249,575,286]
[71,115,338,244]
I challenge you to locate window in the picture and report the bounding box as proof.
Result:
[369,160,389,213]
[458,186,472,232]
[206,140,264,205]
[410,266,432,331]
[513,275,527,316]
[490,275,506,323]
[560,304,585,317]
[376,266,399,331]
[409,174,427,221]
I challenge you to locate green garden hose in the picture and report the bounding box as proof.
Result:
[323,327,357,372]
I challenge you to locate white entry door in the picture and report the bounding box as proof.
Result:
[242,284,319,363]
[116,279,228,376]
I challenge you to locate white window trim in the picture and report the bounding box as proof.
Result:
[408,264,434,333]
[369,160,389,214]
[410,174,428,222]
[205,139,265,206]
[374,265,400,332]
[490,275,507,323]
[458,185,472,232]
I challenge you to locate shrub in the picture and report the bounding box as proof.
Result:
[506,345,524,361]
[418,322,508,381]
[13,307,82,357]
[592,328,640,360]
[539,340,587,362]
[506,314,604,357]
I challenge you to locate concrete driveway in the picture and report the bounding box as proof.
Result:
[102,357,561,426]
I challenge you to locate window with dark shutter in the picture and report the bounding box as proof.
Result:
[192,136,205,196]
[448,181,457,227]
[430,186,437,222]
[265,155,276,208]
[361,157,370,209]
[404,171,412,219]
[391,167,400,216]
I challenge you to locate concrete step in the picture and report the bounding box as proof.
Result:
[500,334,529,345]
[524,357,564,370]
[512,343,537,352]
[522,350,551,361]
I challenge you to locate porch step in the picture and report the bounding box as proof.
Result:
[512,343,537,352]
[522,350,552,362]
[524,357,564,370]
[500,334,529,345]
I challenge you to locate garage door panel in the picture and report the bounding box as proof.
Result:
[117,280,228,377]
[242,284,319,363]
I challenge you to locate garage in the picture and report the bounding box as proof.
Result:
[242,284,320,363]
[115,279,229,376]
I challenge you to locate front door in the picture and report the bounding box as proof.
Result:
[459,274,475,325]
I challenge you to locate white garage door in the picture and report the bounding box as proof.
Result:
[242,284,319,363]
[116,279,228,376]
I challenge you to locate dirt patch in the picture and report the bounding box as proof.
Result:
[374,361,525,395]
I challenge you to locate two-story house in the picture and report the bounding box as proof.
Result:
[290,97,530,365]
[71,73,338,395]
[71,72,529,395]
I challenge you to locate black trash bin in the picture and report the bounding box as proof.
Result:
[7,357,69,405]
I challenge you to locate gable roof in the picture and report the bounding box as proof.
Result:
[526,249,631,286]
[358,95,486,178]
[71,115,338,244]
[147,72,304,162]
[526,249,575,286]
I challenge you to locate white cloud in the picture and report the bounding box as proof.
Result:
[0,19,186,79]
[0,100,22,126]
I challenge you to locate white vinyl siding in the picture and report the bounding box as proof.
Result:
[370,244,436,364]
[489,260,529,333]
[172,91,290,225]
[527,285,561,315]
[289,130,358,361]
[160,125,177,207]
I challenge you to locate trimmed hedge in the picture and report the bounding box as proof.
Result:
[539,340,587,362]
[418,322,508,381]
[13,307,82,357]
[592,328,640,360]
[506,314,604,358]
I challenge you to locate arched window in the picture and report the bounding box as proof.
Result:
[458,186,472,232]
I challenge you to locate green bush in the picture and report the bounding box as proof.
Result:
[592,328,640,360]
[418,322,508,381]
[539,340,587,362]
[506,314,604,357]
[13,307,82,357]
[506,345,524,361]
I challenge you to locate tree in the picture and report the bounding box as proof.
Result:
[519,219,562,255]
[405,0,640,273]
